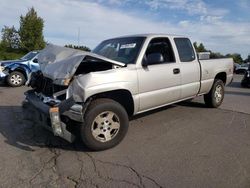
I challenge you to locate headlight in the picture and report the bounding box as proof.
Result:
[0,66,4,72]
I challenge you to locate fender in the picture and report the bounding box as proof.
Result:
[5,63,31,79]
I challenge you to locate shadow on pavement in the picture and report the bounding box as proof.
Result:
[0,106,92,153]
[0,100,207,153]
[227,81,242,88]
[0,105,179,152]
[225,90,250,97]
[177,100,207,108]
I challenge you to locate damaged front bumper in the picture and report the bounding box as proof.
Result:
[23,90,84,142]
[0,71,7,84]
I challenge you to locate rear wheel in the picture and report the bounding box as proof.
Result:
[7,71,26,87]
[204,79,225,108]
[81,98,129,151]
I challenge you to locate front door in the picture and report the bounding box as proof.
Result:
[137,37,181,112]
[29,57,40,72]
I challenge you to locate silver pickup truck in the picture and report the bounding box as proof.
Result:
[23,34,234,150]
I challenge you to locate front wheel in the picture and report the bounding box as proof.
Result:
[81,98,129,151]
[7,71,26,87]
[204,79,225,108]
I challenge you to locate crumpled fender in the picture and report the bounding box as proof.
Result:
[4,63,31,79]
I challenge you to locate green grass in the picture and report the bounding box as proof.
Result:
[0,50,26,61]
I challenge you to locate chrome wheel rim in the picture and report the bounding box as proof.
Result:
[10,74,22,85]
[214,85,223,103]
[91,111,120,142]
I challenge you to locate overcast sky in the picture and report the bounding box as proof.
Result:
[0,0,249,58]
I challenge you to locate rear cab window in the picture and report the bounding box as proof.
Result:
[174,38,195,62]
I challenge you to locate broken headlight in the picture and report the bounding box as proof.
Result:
[0,66,5,72]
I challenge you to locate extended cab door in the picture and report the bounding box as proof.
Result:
[173,38,200,99]
[137,37,181,112]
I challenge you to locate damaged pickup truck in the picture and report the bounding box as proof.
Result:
[23,34,234,150]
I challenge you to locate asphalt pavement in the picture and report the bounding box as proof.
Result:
[0,74,249,188]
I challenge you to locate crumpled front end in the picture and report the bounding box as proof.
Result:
[23,44,125,142]
[37,44,125,82]
[23,71,86,142]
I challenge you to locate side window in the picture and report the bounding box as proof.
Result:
[33,58,38,63]
[145,37,175,65]
[174,38,195,62]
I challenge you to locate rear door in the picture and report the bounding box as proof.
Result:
[137,37,181,112]
[174,38,200,99]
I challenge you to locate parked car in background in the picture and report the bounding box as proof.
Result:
[234,63,240,73]
[241,64,250,87]
[23,34,233,151]
[0,51,40,87]
[235,63,249,74]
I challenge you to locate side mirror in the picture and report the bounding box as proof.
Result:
[146,53,164,65]
[33,58,38,63]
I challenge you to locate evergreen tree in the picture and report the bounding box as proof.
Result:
[226,53,243,64]
[19,7,45,52]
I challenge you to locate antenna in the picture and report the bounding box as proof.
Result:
[77,27,80,46]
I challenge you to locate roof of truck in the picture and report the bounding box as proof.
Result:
[114,33,186,38]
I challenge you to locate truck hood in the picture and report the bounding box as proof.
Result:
[38,44,125,81]
[0,59,27,67]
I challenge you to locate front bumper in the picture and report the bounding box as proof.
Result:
[23,90,84,142]
[0,71,7,83]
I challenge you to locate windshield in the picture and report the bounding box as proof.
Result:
[20,51,38,60]
[92,37,145,64]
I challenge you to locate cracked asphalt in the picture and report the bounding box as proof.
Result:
[0,74,250,188]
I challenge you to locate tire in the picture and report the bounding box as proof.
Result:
[81,98,129,151]
[204,79,225,108]
[7,71,26,87]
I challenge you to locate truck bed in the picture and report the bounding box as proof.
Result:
[199,58,234,94]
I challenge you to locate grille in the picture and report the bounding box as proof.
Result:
[31,73,67,96]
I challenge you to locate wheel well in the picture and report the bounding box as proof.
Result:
[10,69,27,80]
[215,72,226,84]
[88,90,134,116]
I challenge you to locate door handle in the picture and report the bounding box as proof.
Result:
[173,68,180,74]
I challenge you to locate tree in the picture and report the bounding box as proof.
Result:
[0,26,20,50]
[226,53,243,64]
[193,42,207,52]
[19,7,45,52]
[245,54,250,63]
[193,42,198,51]
[65,44,91,52]
[209,51,224,59]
